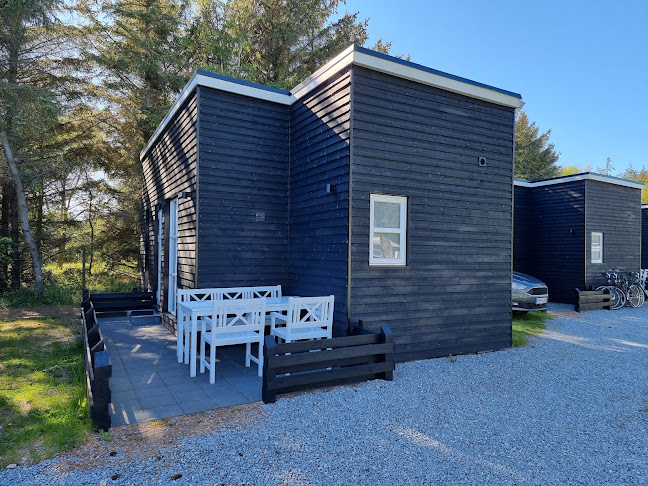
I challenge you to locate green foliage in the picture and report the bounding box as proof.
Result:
[512,311,553,347]
[559,165,581,176]
[515,111,560,181]
[559,164,591,176]
[0,236,12,268]
[83,0,190,176]
[620,165,648,203]
[186,0,387,88]
[0,308,92,467]
[0,261,138,308]
[3,0,391,296]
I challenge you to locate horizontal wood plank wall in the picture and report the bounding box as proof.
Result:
[141,92,198,322]
[528,181,585,304]
[585,180,641,288]
[513,185,534,275]
[288,69,351,336]
[197,88,289,288]
[349,66,514,361]
[643,208,648,269]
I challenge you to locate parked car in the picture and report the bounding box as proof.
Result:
[512,271,549,311]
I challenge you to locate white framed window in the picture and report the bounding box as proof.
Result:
[370,194,407,265]
[168,198,179,314]
[591,232,603,264]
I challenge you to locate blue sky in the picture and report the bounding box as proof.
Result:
[340,0,648,175]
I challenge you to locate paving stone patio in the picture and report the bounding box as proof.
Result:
[100,317,262,427]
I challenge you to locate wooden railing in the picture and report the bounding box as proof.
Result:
[82,292,112,431]
[262,325,394,403]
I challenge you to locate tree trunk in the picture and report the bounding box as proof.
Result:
[0,130,44,296]
[0,183,9,290]
[36,180,44,252]
[58,179,66,268]
[11,190,20,289]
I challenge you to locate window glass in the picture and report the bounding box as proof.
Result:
[374,202,401,229]
[370,194,407,265]
[591,232,603,264]
[373,233,401,259]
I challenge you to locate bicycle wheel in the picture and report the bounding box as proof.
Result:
[627,284,644,308]
[597,286,624,310]
[636,286,645,307]
[615,287,627,309]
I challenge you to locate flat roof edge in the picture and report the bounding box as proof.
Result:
[140,73,295,160]
[514,173,645,190]
[142,44,524,159]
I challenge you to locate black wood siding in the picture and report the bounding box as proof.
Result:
[585,180,641,288]
[197,87,290,288]
[524,181,585,304]
[141,92,198,319]
[287,69,351,336]
[349,66,515,362]
[513,185,534,275]
[643,208,648,269]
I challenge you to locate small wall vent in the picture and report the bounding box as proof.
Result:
[478,157,487,167]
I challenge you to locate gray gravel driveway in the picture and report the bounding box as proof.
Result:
[2,307,647,485]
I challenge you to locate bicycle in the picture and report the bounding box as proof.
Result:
[625,272,645,308]
[598,269,645,309]
[597,270,625,310]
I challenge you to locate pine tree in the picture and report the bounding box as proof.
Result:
[514,111,560,181]
[0,0,67,295]
[187,0,378,88]
[83,0,190,176]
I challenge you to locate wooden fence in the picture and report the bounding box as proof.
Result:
[262,325,394,403]
[90,290,154,316]
[82,293,112,431]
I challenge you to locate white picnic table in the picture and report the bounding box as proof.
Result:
[177,296,293,377]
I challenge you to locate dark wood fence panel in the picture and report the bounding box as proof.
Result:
[575,288,611,312]
[82,295,112,431]
[262,325,394,403]
[90,290,154,316]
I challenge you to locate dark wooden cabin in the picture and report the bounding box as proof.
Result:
[141,45,523,362]
[514,173,643,305]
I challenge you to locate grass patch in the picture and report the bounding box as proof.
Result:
[0,261,138,308]
[0,306,92,467]
[512,311,553,347]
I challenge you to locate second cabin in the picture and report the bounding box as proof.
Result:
[514,173,643,305]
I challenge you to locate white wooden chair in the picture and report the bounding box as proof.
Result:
[199,298,266,383]
[246,285,282,299]
[270,295,334,343]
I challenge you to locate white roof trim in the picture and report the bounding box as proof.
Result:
[351,51,523,109]
[291,45,355,100]
[291,46,523,109]
[515,173,644,190]
[141,72,295,159]
[142,45,524,159]
[641,204,648,209]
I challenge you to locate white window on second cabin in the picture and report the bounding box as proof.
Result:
[591,232,603,264]
[370,194,407,266]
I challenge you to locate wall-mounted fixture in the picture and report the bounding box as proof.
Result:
[326,184,336,193]
[478,157,487,167]
[179,191,193,199]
